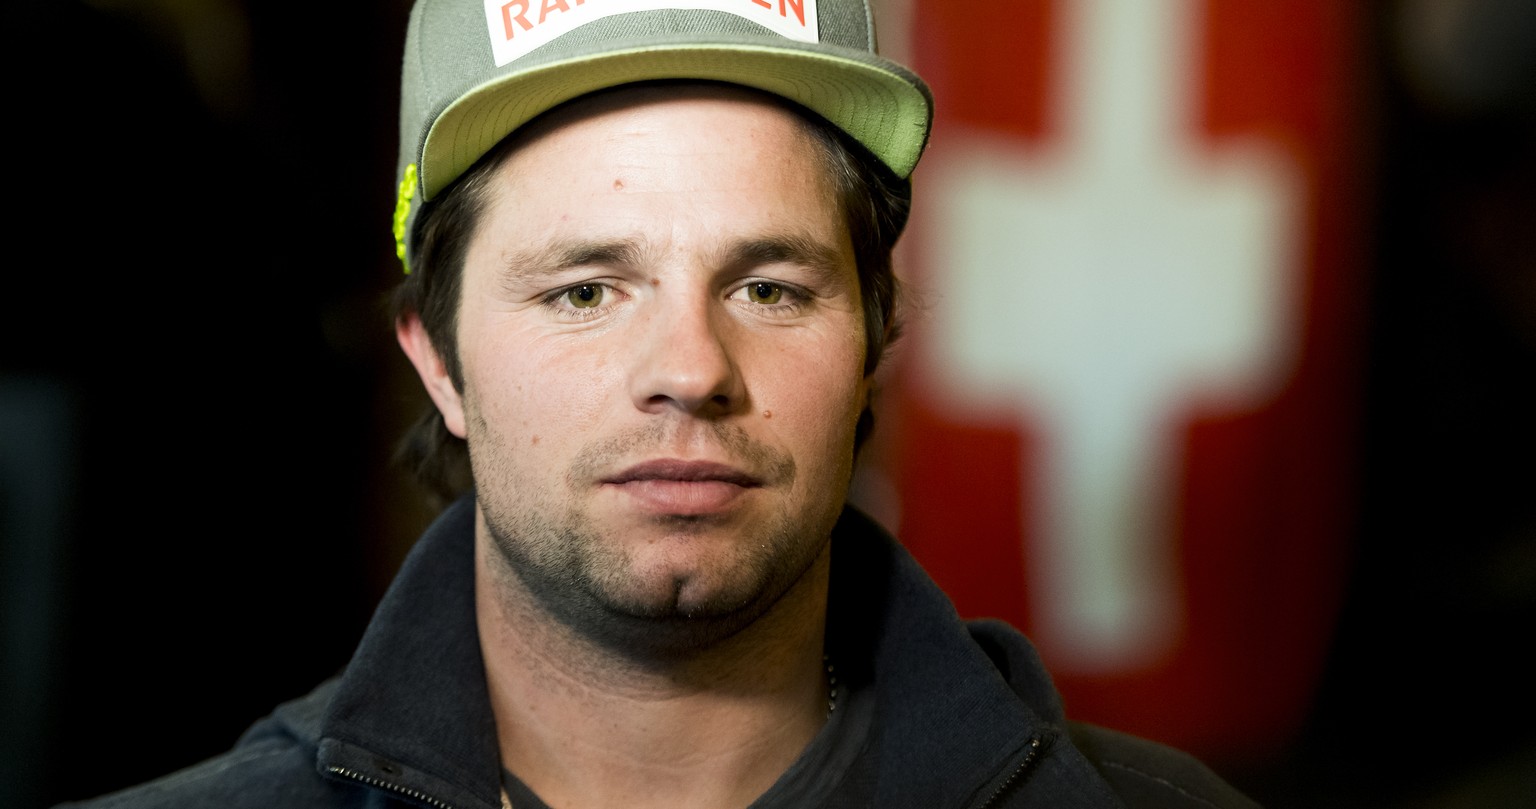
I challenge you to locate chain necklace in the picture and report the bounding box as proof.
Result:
[824,654,839,716]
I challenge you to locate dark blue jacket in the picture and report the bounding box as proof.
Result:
[58,495,1261,808]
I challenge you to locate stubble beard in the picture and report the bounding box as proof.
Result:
[473,418,847,661]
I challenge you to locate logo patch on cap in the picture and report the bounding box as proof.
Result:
[394,163,418,273]
[483,0,821,66]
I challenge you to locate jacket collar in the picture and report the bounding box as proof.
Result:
[316,494,503,809]
[824,506,1074,806]
[307,495,1106,808]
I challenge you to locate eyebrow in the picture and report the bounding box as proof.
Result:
[721,235,848,285]
[497,232,850,290]
[497,238,645,290]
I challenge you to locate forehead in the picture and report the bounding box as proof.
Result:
[481,83,838,202]
[469,83,848,253]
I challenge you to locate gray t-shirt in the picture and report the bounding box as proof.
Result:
[499,675,873,808]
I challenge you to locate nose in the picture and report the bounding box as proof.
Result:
[627,292,744,417]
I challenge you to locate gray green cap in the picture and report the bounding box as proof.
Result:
[392,0,935,273]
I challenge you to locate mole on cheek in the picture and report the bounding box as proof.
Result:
[763,410,773,419]
[612,178,624,191]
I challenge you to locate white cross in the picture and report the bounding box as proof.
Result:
[919,0,1300,673]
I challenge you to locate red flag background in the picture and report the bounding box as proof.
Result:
[852,0,1367,767]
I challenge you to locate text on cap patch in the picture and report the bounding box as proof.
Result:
[484,0,821,66]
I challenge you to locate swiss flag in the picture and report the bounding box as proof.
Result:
[855,0,1368,764]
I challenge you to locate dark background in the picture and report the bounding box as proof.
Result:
[3,1,1532,807]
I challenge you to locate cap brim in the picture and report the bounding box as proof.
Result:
[417,41,933,200]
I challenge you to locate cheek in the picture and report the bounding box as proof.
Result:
[760,337,869,450]
[460,331,619,443]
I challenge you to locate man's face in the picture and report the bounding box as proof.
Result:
[425,86,868,651]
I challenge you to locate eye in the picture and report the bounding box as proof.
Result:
[565,284,604,308]
[744,282,784,305]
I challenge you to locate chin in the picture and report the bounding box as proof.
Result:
[583,594,772,660]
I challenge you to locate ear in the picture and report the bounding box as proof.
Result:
[396,312,468,439]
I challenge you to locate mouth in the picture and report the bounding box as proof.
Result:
[602,460,762,515]
[605,459,762,486]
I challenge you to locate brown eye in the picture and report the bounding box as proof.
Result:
[745,282,783,304]
[566,284,604,308]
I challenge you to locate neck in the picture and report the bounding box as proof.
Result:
[474,527,833,809]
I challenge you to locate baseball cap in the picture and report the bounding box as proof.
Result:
[392,0,935,273]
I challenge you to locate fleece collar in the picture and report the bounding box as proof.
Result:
[301,495,1116,808]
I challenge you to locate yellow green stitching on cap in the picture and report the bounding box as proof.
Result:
[393,163,419,275]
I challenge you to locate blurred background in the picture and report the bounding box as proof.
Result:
[3,1,1531,807]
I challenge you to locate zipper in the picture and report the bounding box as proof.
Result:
[326,765,458,809]
[974,735,1045,809]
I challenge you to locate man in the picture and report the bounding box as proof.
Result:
[60,1,1261,806]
